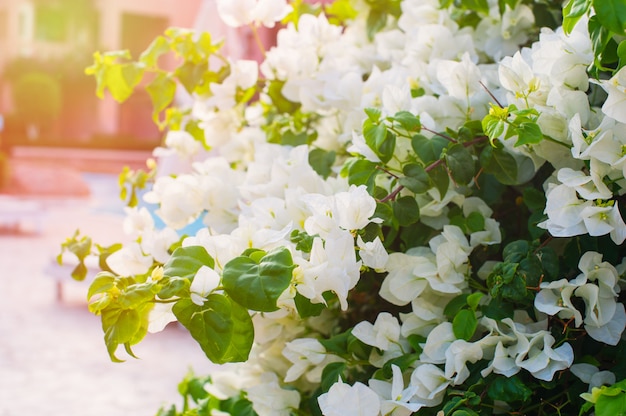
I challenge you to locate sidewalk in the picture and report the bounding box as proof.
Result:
[0,148,218,416]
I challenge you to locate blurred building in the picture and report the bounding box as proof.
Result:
[0,0,329,149]
[0,0,203,147]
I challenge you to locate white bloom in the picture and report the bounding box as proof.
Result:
[421,322,456,364]
[409,364,451,409]
[357,236,389,271]
[147,301,177,333]
[295,229,361,311]
[514,332,573,381]
[334,185,383,231]
[217,0,291,28]
[154,130,203,160]
[318,379,381,416]
[368,365,421,416]
[444,340,484,385]
[380,249,435,306]
[122,206,155,238]
[352,312,401,351]
[106,242,153,276]
[571,363,616,390]
[435,52,481,101]
[189,265,221,305]
[246,373,301,416]
[283,338,327,383]
[600,66,626,124]
[140,227,179,264]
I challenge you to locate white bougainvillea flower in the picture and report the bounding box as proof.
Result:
[369,365,421,416]
[282,338,327,382]
[122,206,155,238]
[207,59,259,110]
[318,378,381,416]
[571,363,616,391]
[352,312,401,351]
[409,364,451,409]
[295,229,361,310]
[538,182,590,237]
[216,0,291,28]
[357,235,389,271]
[246,372,301,416]
[444,339,484,385]
[535,276,586,326]
[515,332,573,381]
[557,168,612,201]
[147,301,177,333]
[106,242,153,276]
[600,66,626,124]
[421,322,456,364]
[153,129,203,161]
[435,52,481,101]
[189,265,221,305]
[334,185,383,231]
[380,248,435,306]
[140,227,179,264]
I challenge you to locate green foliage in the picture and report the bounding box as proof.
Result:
[222,247,296,312]
[173,294,254,364]
[86,28,225,129]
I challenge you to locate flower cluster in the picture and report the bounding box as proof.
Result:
[74,0,626,415]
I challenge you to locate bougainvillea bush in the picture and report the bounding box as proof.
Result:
[64,0,626,414]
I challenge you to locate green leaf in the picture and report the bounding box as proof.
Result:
[463,0,489,14]
[593,0,626,35]
[345,158,379,189]
[364,107,382,123]
[176,61,207,94]
[466,292,484,311]
[321,362,347,393]
[412,134,448,164]
[102,305,148,362]
[222,247,295,312]
[514,121,543,146]
[392,111,421,133]
[164,246,215,281]
[563,0,592,34]
[588,15,614,75]
[364,121,395,163]
[487,376,533,403]
[88,272,117,300]
[428,164,450,199]
[399,163,431,194]
[71,261,88,281]
[503,240,529,263]
[139,35,170,67]
[445,144,475,185]
[158,276,191,299]
[309,149,337,179]
[444,294,469,319]
[366,7,387,41]
[452,309,477,341]
[146,73,177,125]
[325,0,358,24]
[466,211,485,233]
[173,294,254,364]
[392,196,420,227]
[294,292,325,318]
[267,80,301,114]
[479,145,518,185]
[482,113,507,143]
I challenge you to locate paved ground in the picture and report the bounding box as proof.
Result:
[0,148,217,416]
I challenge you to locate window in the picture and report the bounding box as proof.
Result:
[35,5,67,42]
